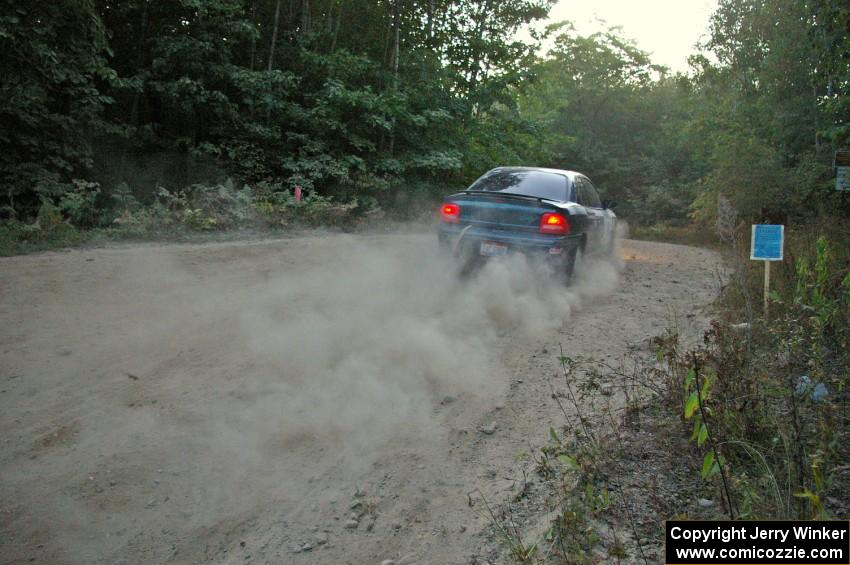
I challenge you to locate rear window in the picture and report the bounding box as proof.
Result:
[467,170,569,202]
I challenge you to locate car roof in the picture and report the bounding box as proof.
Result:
[486,166,583,181]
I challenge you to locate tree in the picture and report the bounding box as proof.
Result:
[0,0,114,217]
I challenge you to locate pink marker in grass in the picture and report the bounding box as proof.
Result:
[294,185,302,204]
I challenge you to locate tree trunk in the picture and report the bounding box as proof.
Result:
[427,0,434,43]
[467,0,490,97]
[378,9,395,153]
[301,0,311,35]
[325,0,333,34]
[267,0,282,71]
[813,83,819,148]
[330,0,343,52]
[392,0,400,90]
[388,0,401,157]
[129,0,149,128]
[249,0,257,71]
[123,0,149,184]
[381,10,393,80]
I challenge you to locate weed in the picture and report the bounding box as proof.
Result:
[503,352,658,564]
[655,228,850,520]
[476,489,539,564]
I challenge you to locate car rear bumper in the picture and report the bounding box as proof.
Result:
[437,224,580,263]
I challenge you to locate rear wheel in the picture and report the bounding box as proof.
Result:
[604,237,615,259]
[565,244,584,284]
[604,224,618,258]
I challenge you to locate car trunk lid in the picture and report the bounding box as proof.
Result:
[447,192,559,233]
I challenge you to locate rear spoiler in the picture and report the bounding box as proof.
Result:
[449,190,558,206]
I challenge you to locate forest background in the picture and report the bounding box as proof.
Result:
[2,0,848,243]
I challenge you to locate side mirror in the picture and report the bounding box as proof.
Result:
[602,199,617,210]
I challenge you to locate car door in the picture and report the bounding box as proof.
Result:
[586,177,618,253]
[576,176,604,251]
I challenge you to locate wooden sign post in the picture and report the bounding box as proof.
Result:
[750,224,784,319]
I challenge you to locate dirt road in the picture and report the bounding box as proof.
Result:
[0,233,721,564]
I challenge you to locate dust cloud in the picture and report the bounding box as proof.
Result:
[0,233,623,560]
[0,233,733,564]
[74,238,609,525]
[231,236,623,452]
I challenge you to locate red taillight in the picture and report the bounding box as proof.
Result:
[539,212,569,235]
[440,203,460,223]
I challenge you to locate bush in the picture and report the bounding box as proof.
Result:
[57,179,101,228]
[0,216,85,255]
[0,177,390,254]
[249,182,374,228]
[657,224,850,519]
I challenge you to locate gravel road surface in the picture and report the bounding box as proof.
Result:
[0,233,721,564]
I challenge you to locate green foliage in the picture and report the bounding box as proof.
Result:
[2,0,555,226]
[2,0,850,241]
[0,0,115,215]
[517,25,706,221]
[0,178,382,254]
[659,231,850,519]
[682,363,729,496]
[58,180,101,228]
[684,0,850,226]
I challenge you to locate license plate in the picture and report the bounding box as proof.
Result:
[480,241,508,256]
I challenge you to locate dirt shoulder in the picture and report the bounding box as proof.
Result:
[0,234,721,564]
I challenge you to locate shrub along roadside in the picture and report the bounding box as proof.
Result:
[492,220,849,564]
[657,223,850,521]
[628,223,722,249]
[0,179,389,256]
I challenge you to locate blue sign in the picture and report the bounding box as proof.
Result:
[751,224,784,261]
